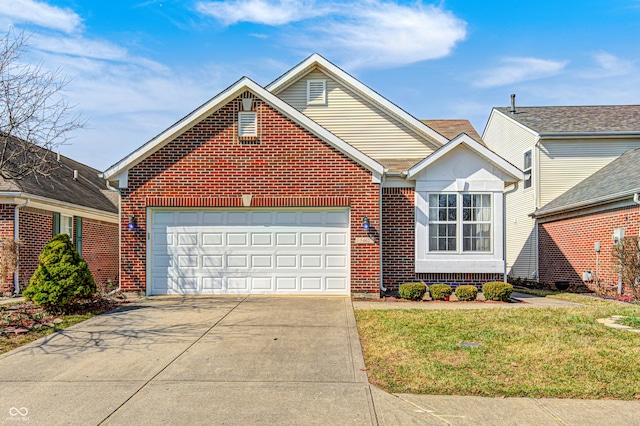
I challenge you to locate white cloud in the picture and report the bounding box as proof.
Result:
[310,2,466,68]
[474,57,568,88]
[0,0,81,33]
[196,0,466,69]
[583,51,635,78]
[196,0,332,25]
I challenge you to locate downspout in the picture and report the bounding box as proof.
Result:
[106,180,122,293]
[379,174,386,294]
[13,198,29,294]
[503,182,519,283]
[534,136,541,281]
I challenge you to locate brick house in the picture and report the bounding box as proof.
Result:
[103,54,521,297]
[533,147,640,294]
[483,102,640,281]
[0,135,119,295]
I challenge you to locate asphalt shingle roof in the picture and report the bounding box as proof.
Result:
[534,147,640,216]
[0,135,117,214]
[421,119,484,144]
[495,105,640,134]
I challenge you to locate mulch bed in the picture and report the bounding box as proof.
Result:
[0,298,126,335]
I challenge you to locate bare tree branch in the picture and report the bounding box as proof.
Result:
[0,27,86,180]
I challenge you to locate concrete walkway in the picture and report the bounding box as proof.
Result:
[0,296,375,425]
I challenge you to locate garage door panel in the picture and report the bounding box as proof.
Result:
[149,208,349,295]
[202,255,223,268]
[251,233,272,246]
[202,233,223,246]
[300,233,322,246]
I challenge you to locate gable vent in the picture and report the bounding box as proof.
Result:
[307,79,326,105]
[238,111,257,137]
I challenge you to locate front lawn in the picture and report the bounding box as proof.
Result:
[355,294,640,400]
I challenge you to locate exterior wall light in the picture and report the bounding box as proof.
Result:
[127,215,138,231]
[362,216,370,231]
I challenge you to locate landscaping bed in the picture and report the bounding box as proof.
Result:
[355,293,640,400]
[0,297,129,355]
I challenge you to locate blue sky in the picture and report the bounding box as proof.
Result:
[1,0,639,170]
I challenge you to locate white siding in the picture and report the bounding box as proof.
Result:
[483,111,538,279]
[275,69,438,159]
[539,138,640,206]
[413,145,506,274]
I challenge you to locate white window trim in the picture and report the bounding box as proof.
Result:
[306,79,327,105]
[427,192,493,254]
[238,111,257,137]
[523,148,532,190]
[60,214,73,238]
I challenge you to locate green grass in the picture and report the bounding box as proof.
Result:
[512,287,561,297]
[0,313,95,355]
[355,294,640,399]
[618,316,640,328]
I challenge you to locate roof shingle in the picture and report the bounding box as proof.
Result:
[495,105,640,134]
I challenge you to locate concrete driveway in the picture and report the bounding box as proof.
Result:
[0,296,375,425]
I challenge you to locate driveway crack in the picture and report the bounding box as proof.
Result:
[98,295,249,425]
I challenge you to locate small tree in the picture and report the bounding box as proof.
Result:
[23,234,96,312]
[611,235,640,298]
[0,28,85,180]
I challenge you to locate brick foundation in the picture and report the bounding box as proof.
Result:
[539,204,640,295]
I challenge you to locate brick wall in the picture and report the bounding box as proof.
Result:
[539,204,640,294]
[120,94,381,294]
[82,218,119,288]
[381,187,501,290]
[0,204,15,293]
[18,208,53,292]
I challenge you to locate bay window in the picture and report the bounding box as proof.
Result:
[428,193,492,253]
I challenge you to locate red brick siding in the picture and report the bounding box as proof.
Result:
[82,218,119,287]
[0,204,15,293]
[18,208,54,292]
[381,188,501,290]
[539,205,640,294]
[382,188,415,289]
[120,94,381,294]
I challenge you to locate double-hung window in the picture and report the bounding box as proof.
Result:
[428,193,492,253]
[60,214,73,238]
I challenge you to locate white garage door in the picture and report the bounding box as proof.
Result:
[148,208,350,295]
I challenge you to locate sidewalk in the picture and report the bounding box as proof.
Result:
[371,388,640,425]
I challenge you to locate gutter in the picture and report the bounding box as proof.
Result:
[538,131,640,139]
[530,188,640,219]
[106,181,122,294]
[503,182,518,283]
[13,198,29,294]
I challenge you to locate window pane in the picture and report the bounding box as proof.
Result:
[524,150,532,170]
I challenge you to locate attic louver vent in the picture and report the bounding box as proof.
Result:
[307,79,326,105]
[238,111,257,137]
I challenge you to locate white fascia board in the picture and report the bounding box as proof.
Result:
[489,109,540,138]
[538,131,640,139]
[267,53,449,146]
[532,189,640,219]
[0,192,118,223]
[104,75,384,179]
[406,134,523,181]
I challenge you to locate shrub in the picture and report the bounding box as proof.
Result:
[455,285,478,301]
[23,234,96,313]
[398,282,427,301]
[482,281,513,302]
[429,284,452,300]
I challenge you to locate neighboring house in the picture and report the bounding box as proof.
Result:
[533,147,640,294]
[0,135,119,295]
[483,102,640,282]
[102,54,521,297]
